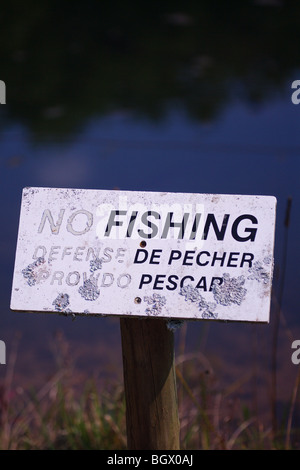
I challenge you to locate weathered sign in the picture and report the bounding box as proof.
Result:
[11,187,276,322]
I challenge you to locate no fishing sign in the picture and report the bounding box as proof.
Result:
[11,187,276,322]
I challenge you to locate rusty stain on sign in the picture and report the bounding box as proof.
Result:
[11,187,277,322]
[52,293,71,312]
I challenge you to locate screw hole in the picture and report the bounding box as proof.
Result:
[134,297,142,304]
[140,241,147,248]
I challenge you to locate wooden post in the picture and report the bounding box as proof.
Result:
[120,317,180,450]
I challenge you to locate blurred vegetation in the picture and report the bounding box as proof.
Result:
[1,0,300,139]
[0,330,299,450]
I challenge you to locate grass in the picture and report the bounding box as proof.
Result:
[0,373,127,450]
[0,332,126,450]
[0,328,299,450]
[176,349,300,450]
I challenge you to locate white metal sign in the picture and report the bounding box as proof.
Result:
[11,187,276,322]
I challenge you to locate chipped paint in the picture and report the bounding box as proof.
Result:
[179,284,218,319]
[52,293,71,312]
[78,279,100,301]
[22,257,50,286]
[199,298,218,320]
[247,258,271,284]
[212,273,247,306]
[179,284,202,304]
[90,257,103,273]
[144,294,166,316]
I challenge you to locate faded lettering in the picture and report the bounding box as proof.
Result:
[117,273,131,288]
[66,210,93,235]
[50,271,64,285]
[49,246,61,262]
[38,209,65,235]
[66,271,80,286]
[32,245,126,264]
[101,273,114,287]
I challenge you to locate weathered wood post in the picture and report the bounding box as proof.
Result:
[120,317,180,450]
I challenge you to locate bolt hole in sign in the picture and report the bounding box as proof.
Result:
[11,188,276,322]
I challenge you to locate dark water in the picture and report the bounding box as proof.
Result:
[1,2,300,429]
